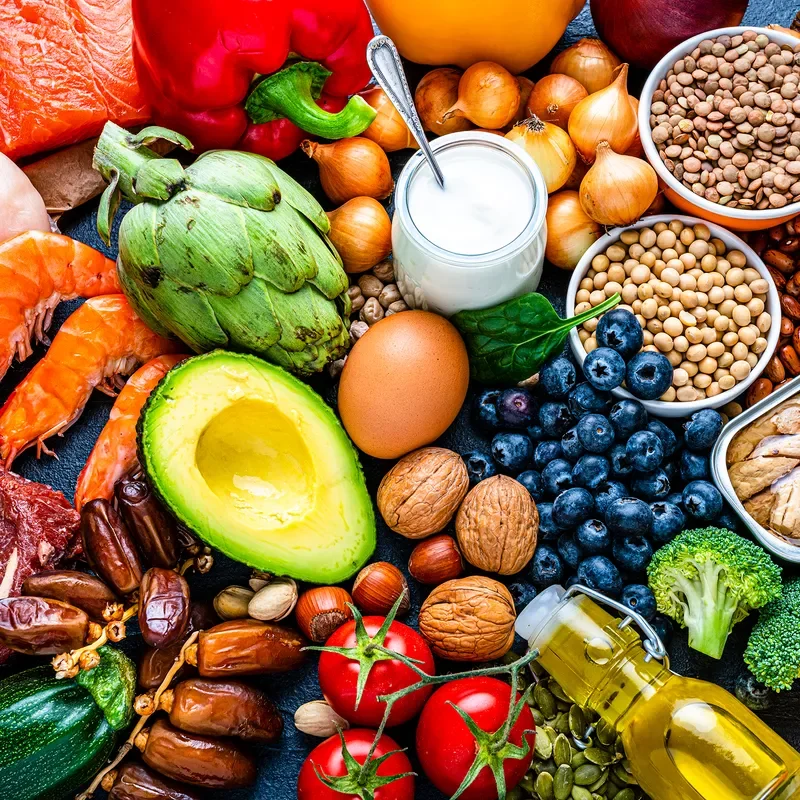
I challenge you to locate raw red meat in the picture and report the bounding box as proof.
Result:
[0,467,81,662]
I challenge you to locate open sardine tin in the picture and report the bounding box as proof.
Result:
[712,374,800,564]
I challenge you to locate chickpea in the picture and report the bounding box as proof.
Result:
[639,228,657,248]
[663,317,683,337]
[575,301,592,314]
[679,310,698,327]
[642,330,655,346]
[756,312,772,333]
[661,386,678,402]
[686,326,704,344]
[719,375,736,391]
[654,332,673,352]
[746,352,759,368]
[701,327,717,345]
[605,246,625,263]
[753,337,768,355]
[638,283,655,301]
[707,382,723,397]
[661,267,680,287]
[673,368,690,386]
[667,349,683,367]
[718,299,737,318]
[728,250,747,269]
[747,297,765,316]
[674,335,690,353]
[608,264,626,283]
[730,360,751,380]
[708,286,726,305]
[679,274,697,291]
[698,356,718,375]
[669,300,684,317]
[584,317,599,333]
[694,373,713,389]
[622,284,638,304]
[590,290,607,306]
[749,278,769,294]
[585,336,598,353]
[657,230,677,249]
[579,329,591,343]
[657,305,671,322]
[594,272,609,290]
[719,351,734,368]
[732,305,752,327]
[677,386,699,402]
[738,326,758,346]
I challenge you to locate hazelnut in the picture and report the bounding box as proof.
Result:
[248,577,298,621]
[352,562,410,616]
[455,476,538,575]
[294,700,350,738]
[295,587,354,643]
[418,576,516,662]
[408,535,464,585]
[377,447,469,539]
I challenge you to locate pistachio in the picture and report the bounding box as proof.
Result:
[294,700,350,738]
[249,570,272,591]
[213,585,254,620]
[248,577,298,621]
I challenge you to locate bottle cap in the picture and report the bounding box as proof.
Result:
[515,584,565,644]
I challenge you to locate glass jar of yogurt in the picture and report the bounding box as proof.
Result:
[392,131,548,317]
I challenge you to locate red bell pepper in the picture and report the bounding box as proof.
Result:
[131,0,375,159]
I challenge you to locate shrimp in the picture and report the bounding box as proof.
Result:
[74,353,189,510]
[0,295,181,467]
[0,230,120,383]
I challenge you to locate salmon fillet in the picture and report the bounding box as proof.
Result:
[0,0,149,160]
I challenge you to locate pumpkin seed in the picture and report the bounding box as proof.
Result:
[584,747,617,766]
[595,720,616,746]
[535,760,557,777]
[589,770,609,792]
[569,705,587,739]
[571,752,588,769]
[554,711,571,734]
[532,707,546,725]
[574,764,603,785]
[553,764,574,800]
[613,765,639,786]
[612,790,636,800]
[536,771,555,800]
[535,684,557,718]
[507,788,524,800]
[549,679,571,702]
[544,725,558,744]
[571,788,593,800]
[554,734,573,766]
[536,732,554,760]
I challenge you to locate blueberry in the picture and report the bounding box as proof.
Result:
[666,492,684,508]
[613,535,654,573]
[575,519,611,554]
[596,309,644,359]
[529,544,564,589]
[719,507,742,533]
[539,402,575,438]
[631,468,671,501]
[576,413,615,453]
[538,502,560,540]
[735,674,773,712]
[497,388,538,429]
[609,399,648,439]
[650,613,673,646]
[568,382,612,417]
[583,347,626,391]
[463,450,497,485]
[626,431,664,472]
[662,459,678,483]
[508,582,538,613]
[540,357,578,399]
[473,389,503,431]
[491,432,534,473]
[605,497,653,537]
[610,443,634,477]
[595,481,628,517]
[576,555,623,597]
[621,584,657,621]
[572,455,611,489]
[542,459,574,496]
[517,470,544,502]
[565,574,581,590]
[682,480,723,522]
[527,424,546,442]
[683,409,724,452]
[561,428,585,462]
[556,534,581,570]
[534,440,563,471]
[650,501,685,543]
[552,487,595,529]
[626,352,673,401]
[647,420,678,458]
[679,450,710,482]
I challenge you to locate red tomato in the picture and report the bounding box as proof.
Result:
[319,616,435,727]
[416,676,536,800]
[297,728,414,800]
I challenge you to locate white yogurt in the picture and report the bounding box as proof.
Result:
[392,132,548,317]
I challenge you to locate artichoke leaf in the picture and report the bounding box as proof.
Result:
[134,158,187,201]
[187,151,281,212]
[117,259,174,339]
[301,221,349,300]
[265,162,330,234]
[207,277,282,352]
[155,192,253,296]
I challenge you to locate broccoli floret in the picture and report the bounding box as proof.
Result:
[646,527,782,659]
[745,578,800,692]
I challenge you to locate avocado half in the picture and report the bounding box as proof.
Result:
[139,351,376,583]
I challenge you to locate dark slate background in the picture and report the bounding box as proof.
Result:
[1,2,798,797]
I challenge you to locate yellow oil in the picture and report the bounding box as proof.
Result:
[532,595,800,800]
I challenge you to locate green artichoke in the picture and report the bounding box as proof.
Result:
[93,122,350,375]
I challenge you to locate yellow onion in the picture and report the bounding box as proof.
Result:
[563,158,589,191]
[301,138,394,205]
[545,190,602,270]
[551,38,622,94]
[361,87,419,153]
[526,74,587,130]
[624,96,643,157]
[443,62,521,130]
[579,141,658,226]
[510,76,536,127]
[568,64,637,163]
[327,197,392,274]
[415,68,474,136]
[506,116,576,193]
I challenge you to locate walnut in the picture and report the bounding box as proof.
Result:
[456,475,538,575]
[377,448,469,539]
[418,576,516,661]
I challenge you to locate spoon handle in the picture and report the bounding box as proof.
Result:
[367,35,445,189]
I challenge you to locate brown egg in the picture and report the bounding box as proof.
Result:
[339,311,470,459]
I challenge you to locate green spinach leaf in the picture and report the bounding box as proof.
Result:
[453,292,620,383]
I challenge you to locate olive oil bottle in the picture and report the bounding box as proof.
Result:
[516,585,800,800]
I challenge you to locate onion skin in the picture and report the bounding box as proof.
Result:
[590,0,748,70]
[444,62,521,130]
[506,116,576,194]
[551,38,621,95]
[362,87,419,153]
[545,190,602,271]
[415,68,474,137]
[526,74,587,130]
[327,197,392,274]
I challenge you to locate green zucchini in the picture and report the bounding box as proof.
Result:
[0,646,135,800]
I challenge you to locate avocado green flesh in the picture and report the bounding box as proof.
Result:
[140,351,376,583]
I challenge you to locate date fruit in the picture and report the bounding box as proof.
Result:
[116,479,180,568]
[107,763,202,800]
[194,619,306,677]
[81,499,143,595]
[136,718,257,789]
[162,678,283,742]
[138,568,191,649]
[21,570,117,619]
[0,596,88,655]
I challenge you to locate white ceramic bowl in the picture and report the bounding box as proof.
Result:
[566,214,781,419]
[639,26,800,232]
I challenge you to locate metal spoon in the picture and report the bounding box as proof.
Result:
[366,35,446,189]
